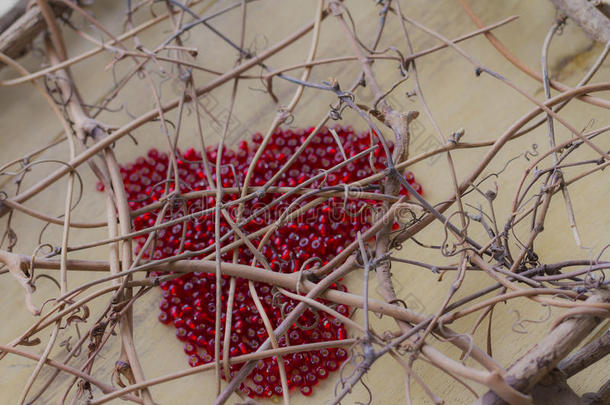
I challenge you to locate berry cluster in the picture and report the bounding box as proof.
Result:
[103,126,422,398]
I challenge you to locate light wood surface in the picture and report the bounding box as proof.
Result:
[0,1,608,404]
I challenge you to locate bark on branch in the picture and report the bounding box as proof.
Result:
[549,0,610,43]
[0,1,69,67]
[559,329,610,378]
[475,288,610,405]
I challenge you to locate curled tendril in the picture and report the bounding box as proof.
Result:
[344,199,374,220]
[435,320,476,364]
[65,304,91,328]
[279,301,292,323]
[523,143,539,161]
[389,298,408,309]
[28,243,54,281]
[294,307,320,331]
[583,272,603,289]
[510,305,551,334]
[333,345,373,405]
[300,257,323,273]
[59,335,72,353]
[270,286,284,309]
[295,257,323,291]
[329,102,349,121]
[311,169,329,189]
[437,210,478,258]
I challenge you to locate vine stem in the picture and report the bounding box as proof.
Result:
[0,2,609,403]
[476,289,610,405]
[457,0,610,109]
[0,13,324,218]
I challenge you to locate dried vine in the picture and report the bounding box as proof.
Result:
[0,1,608,404]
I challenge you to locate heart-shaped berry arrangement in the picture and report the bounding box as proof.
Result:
[103,126,422,398]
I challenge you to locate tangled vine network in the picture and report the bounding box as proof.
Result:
[0,0,609,404]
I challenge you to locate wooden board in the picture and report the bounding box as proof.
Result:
[0,0,608,404]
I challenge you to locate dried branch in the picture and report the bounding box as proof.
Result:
[0,1,608,404]
[549,0,610,43]
[559,329,610,378]
[476,289,610,405]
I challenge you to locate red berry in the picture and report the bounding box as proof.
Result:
[334,348,348,361]
[305,372,318,386]
[290,374,304,387]
[188,354,201,367]
[184,342,197,355]
[158,311,170,324]
[101,126,422,398]
[253,384,264,396]
[315,366,328,379]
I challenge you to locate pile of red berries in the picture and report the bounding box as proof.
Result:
[103,126,422,398]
